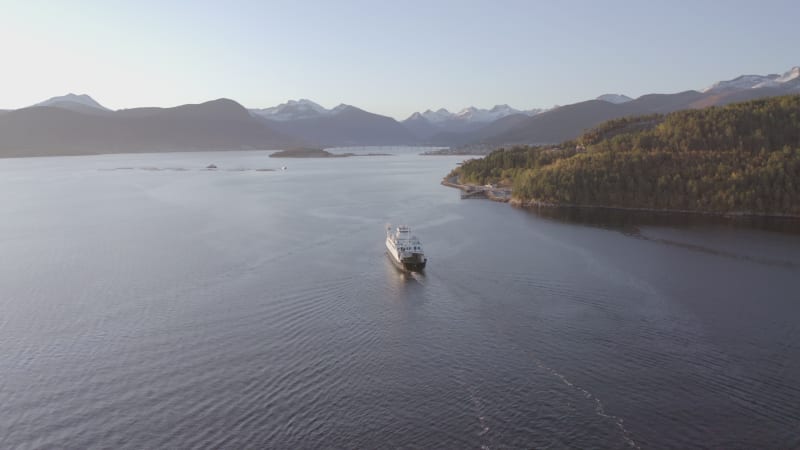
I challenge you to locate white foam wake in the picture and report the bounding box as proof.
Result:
[535,359,641,449]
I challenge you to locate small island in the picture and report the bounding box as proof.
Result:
[270,148,353,158]
[269,147,393,158]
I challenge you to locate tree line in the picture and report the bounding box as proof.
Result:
[452,94,800,215]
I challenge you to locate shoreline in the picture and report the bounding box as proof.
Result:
[0,148,397,161]
[442,176,800,220]
[0,148,285,160]
[441,176,511,203]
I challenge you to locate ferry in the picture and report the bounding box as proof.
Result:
[385,225,427,271]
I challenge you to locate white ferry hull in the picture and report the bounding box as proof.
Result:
[386,244,427,271]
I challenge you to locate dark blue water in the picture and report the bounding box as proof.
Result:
[1,149,799,449]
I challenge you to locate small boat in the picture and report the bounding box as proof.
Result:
[386,225,426,271]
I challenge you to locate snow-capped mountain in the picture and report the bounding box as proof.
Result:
[34,93,110,112]
[596,94,633,104]
[329,104,352,115]
[704,75,777,93]
[456,104,542,123]
[779,66,800,82]
[704,67,800,93]
[258,103,417,146]
[408,104,542,125]
[752,66,800,89]
[401,105,544,140]
[250,99,332,121]
[417,108,453,124]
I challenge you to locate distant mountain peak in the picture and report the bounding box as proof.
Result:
[704,74,775,93]
[205,97,244,107]
[409,105,543,125]
[703,66,800,93]
[285,98,327,111]
[183,98,247,112]
[449,105,542,123]
[597,94,633,104]
[775,66,800,83]
[418,108,454,123]
[249,100,374,122]
[402,104,546,141]
[35,93,110,111]
[489,104,513,112]
[250,98,332,121]
[422,108,450,113]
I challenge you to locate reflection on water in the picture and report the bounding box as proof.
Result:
[526,206,800,269]
[384,252,428,304]
[528,204,800,235]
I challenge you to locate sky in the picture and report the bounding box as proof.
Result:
[1,0,798,119]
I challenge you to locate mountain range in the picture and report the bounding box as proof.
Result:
[0,98,298,157]
[402,105,544,141]
[249,100,416,146]
[1,65,798,157]
[466,65,800,146]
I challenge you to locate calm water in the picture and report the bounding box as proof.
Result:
[1,149,799,449]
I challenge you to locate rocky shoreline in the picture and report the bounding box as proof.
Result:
[442,176,800,220]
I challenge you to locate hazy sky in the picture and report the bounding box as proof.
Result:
[1,0,798,119]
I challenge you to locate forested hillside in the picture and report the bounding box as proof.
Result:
[451,95,800,216]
